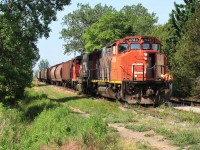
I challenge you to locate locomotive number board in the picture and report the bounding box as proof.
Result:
[143,38,153,42]
[128,38,139,42]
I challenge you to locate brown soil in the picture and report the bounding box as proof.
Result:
[51,85,76,95]
[174,106,200,114]
[41,141,82,150]
[59,141,82,150]
[69,106,90,118]
[109,123,179,150]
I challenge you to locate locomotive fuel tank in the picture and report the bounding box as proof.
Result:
[97,86,116,99]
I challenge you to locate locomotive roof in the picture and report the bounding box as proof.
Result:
[82,35,161,56]
[120,35,161,43]
[106,40,118,47]
[106,35,161,47]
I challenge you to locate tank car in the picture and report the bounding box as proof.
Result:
[49,63,63,85]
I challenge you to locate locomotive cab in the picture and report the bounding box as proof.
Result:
[114,36,165,81]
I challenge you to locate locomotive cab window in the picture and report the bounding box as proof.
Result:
[142,43,150,50]
[152,44,160,51]
[118,43,128,53]
[130,43,140,50]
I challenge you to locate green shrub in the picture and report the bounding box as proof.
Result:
[19,107,110,149]
[0,103,25,150]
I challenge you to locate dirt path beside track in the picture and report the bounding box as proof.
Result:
[109,123,179,150]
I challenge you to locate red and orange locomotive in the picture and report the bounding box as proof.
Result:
[38,36,173,106]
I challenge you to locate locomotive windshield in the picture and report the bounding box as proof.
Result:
[142,43,150,50]
[130,43,140,50]
[152,44,160,51]
[118,43,128,53]
[118,41,161,53]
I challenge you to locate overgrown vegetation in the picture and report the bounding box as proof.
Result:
[1,81,200,149]
[0,81,146,149]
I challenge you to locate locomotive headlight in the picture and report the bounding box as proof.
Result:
[134,75,138,78]
[144,53,148,56]
[144,53,148,60]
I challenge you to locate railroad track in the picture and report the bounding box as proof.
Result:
[40,82,200,116]
[39,82,200,108]
[169,99,200,107]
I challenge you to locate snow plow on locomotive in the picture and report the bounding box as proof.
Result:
[38,36,173,106]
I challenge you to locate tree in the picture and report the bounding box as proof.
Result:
[171,3,200,97]
[83,4,158,52]
[165,0,200,98]
[149,23,171,59]
[166,0,199,58]
[60,3,115,54]
[38,59,50,71]
[0,0,71,100]
[120,4,158,35]
[83,11,130,52]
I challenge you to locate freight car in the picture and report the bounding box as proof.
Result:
[38,36,173,106]
[62,56,81,88]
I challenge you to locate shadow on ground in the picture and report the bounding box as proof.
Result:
[49,95,90,103]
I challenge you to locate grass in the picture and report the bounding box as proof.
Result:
[65,98,136,123]
[0,103,25,150]
[125,124,151,132]
[35,82,136,123]
[155,105,200,123]
[154,125,200,146]
[124,108,200,149]
[0,85,118,149]
[0,81,148,150]
[19,107,110,149]
[1,80,200,150]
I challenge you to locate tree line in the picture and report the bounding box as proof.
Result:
[0,0,199,101]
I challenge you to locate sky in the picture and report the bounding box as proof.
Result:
[34,0,184,70]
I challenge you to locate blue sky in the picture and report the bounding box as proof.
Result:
[34,0,184,70]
